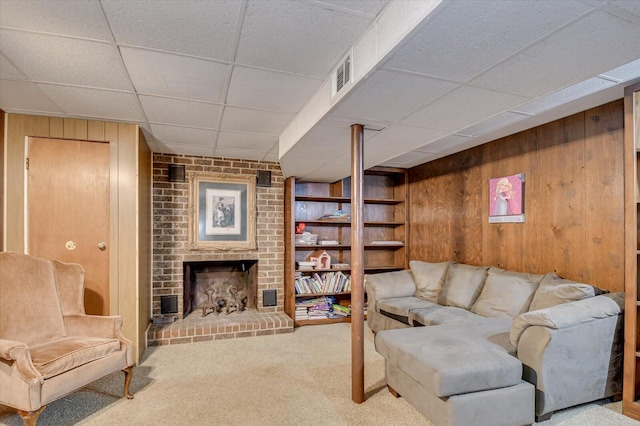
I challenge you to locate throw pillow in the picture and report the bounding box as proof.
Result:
[410,260,453,303]
[528,273,595,311]
[438,263,491,309]
[470,268,545,318]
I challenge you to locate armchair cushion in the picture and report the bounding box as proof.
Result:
[30,337,121,379]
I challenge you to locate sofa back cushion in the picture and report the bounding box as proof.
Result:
[470,268,545,318]
[438,263,491,309]
[410,260,453,302]
[528,273,595,311]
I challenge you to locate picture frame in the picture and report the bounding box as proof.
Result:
[188,173,257,250]
[488,173,525,223]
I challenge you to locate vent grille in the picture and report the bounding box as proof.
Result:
[332,52,352,99]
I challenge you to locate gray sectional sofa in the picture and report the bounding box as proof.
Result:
[366,261,624,426]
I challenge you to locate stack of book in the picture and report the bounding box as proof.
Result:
[295,296,336,320]
[331,304,351,317]
[294,271,351,295]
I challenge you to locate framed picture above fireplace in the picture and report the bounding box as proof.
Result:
[188,172,257,250]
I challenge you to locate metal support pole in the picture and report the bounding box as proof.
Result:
[350,123,365,403]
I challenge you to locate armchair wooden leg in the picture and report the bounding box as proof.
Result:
[123,366,134,399]
[18,406,45,426]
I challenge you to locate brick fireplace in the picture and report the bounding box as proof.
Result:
[148,154,293,346]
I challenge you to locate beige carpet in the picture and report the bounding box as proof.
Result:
[0,322,636,426]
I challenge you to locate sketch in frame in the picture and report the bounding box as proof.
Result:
[488,173,525,223]
[188,173,256,250]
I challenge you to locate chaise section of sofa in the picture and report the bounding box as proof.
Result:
[366,260,624,424]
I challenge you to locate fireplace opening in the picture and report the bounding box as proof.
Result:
[183,260,258,318]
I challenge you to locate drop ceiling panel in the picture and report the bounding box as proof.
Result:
[402,86,529,132]
[139,95,220,129]
[297,124,354,147]
[316,0,389,17]
[157,141,214,157]
[214,147,266,161]
[221,106,295,135]
[331,69,459,122]
[0,53,26,79]
[384,0,593,83]
[236,1,374,77]
[150,124,218,146]
[380,150,438,168]
[101,0,242,61]
[365,125,448,152]
[227,66,323,112]
[217,131,277,151]
[471,10,640,97]
[0,0,112,41]
[0,79,63,114]
[0,30,132,90]
[36,84,145,121]
[600,58,640,82]
[121,47,229,102]
[609,0,640,18]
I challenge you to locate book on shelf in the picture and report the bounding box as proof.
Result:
[294,271,351,295]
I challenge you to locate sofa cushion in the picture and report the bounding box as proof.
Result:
[409,305,480,326]
[528,273,595,311]
[30,336,121,379]
[438,263,491,309]
[375,317,520,397]
[410,260,453,302]
[378,297,437,324]
[471,268,545,318]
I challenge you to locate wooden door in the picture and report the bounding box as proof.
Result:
[27,137,110,315]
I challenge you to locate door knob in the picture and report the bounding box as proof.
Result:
[97,242,107,251]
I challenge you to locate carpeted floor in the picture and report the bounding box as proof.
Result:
[0,322,636,425]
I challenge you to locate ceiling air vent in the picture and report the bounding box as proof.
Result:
[331,51,352,99]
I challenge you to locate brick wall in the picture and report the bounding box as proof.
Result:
[152,153,284,319]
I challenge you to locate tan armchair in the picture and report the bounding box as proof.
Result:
[0,252,134,425]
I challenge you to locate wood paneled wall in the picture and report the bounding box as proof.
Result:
[2,114,152,362]
[0,110,4,250]
[409,100,624,292]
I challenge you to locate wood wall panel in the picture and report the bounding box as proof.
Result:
[409,100,624,292]
[584,102,625,288]
[0,110,4,249]
[3,113,150,362]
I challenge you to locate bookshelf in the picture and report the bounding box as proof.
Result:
[284,167,409,326]
[623,83,640,420]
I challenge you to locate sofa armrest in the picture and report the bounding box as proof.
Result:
[510,292,624,347]
[365,270,416,308]
[0,338,42,385]
[64,315,125,339]
[514,293,624,416]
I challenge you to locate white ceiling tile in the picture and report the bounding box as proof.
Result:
[332,70,458,122]
[381,150,437,168]
[608,0,640,18]
[402,86,528,132]
[365,125,448,151]
[0,79,63,114]
[513,77,617,115]
[227,66,323,112]
[0,53,26,79]
[101,0,242,61]
[384,0,593,82]
[214,147,266,161]
[217,131,277,151]
[471,10,640,97]
[600,58,640,83]
[236,1,374,77]
[297,124,353,147]
[139,95,220,129]
[263,145,280,163]
[221,106,295,135]
[150,124,218,146]
[121,47,229,102]
[0,0,112,41]
[36,84,144,121]
[0,29,132,90]
[156,142,214,157]
[316,1,389,17]
[461,112,529,138]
